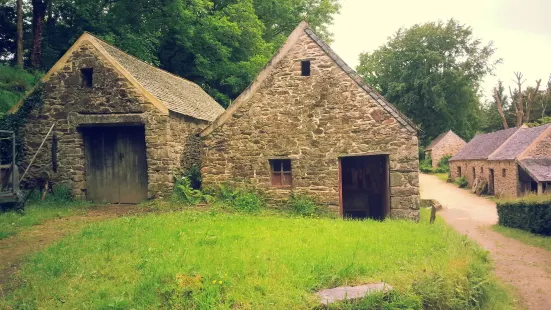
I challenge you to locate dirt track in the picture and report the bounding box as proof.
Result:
[420,173,551,310]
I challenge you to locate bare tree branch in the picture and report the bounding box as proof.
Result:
[494,81,509,129]
[524,79,542,123]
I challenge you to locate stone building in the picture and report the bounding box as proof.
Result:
[200,22,420,220]
[424,130,466,168]
[10,33,224,202]
[449,124,551,197]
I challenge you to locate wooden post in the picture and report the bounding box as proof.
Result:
[537,182,543,196]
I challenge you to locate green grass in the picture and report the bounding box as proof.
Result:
[493,225,551,252]
[0,194,92,239]
[0,209,516,309]
[435,173,449,182]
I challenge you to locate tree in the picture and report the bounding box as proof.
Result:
[15,0,22,67]
[491,73,544,128]
[31,0,49,68]
[493,81,508,129]
[357,19,499,143]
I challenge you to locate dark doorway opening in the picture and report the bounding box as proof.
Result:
[488,169,495,195]
[339,155,390,220]
[82,126,148,203]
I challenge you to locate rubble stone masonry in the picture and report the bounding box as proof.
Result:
[201,32,420,219]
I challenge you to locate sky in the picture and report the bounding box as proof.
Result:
[329,0,551,101]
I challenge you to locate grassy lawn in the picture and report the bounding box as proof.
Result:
[493,225,551,252]
[0,208,515,309]
[0,193,92,239]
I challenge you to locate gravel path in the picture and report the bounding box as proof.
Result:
[420,173,551,310]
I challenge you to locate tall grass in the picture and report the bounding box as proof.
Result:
[1,209,515,309]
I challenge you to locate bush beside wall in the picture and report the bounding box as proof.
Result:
[497,196,551,235]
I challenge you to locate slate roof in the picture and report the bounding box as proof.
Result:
[303,28,418,133]
[519,158,551,182]
[94,36,225,122]
[450,127,520,161]
[489,124,551,160]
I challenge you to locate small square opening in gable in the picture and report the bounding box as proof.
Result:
[301,60,311,76]
[81,68,94,88]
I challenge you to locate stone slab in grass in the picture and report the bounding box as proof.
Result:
[316,283,392,305]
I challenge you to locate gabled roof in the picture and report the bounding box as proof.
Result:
[519,158,551,182]
[11,33,224,122]
[426,130,464,151]
[450,127,520,161]
[489,124,551,160]
[200,22,417,137]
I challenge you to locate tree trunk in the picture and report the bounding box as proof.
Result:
[525,79,542,123]
[513,72,525,127]
[494,85,509,129]
[16,0,23,68]
[31,0,48,69]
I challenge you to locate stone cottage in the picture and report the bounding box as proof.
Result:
[200,22,420,220]
[424,130,466,168]
[10,33,224,202]
[449,123,551,197]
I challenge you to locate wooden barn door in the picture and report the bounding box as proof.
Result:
[84,126,147,203]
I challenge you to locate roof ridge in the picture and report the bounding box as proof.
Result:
[86,32,205,90]
[487,127,522,159]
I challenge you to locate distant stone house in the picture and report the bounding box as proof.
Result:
[200,22,421,220]
[11,33,224,202]
[449,124,551,197]
[424,130,466,168]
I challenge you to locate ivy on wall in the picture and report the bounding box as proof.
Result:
[0,84,45,164]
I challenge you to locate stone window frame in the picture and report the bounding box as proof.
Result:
[80,67,94,88]
[269,158,292,188]
[301,59,311,76]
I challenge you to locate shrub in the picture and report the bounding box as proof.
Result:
[286,193,329,217]
[419,159,435,173]
[206,182,265,213]
[455,176,468,188]
[184,164,202,190]
[232,191,264,213]
[173,177,214,205]
[496,195,551,235]
[437,155,452,173]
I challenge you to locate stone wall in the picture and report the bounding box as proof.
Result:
[201,31,420,219]
[430,133,466,168]
[521,128,551,159]
[449,160,519,197]
[21,41,203,199]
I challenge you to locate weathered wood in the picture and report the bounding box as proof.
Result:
[84,126,147,203]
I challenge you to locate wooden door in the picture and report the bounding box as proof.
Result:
[84,126,147,203]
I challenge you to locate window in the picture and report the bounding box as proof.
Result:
[81,68,94,88]
[481,167,484,173]
[472,167,476,178]
[270,159,292,187]
[457,166,462,177]
[301,60,311,76]
[502,169,507,177]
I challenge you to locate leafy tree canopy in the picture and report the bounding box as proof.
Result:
[1,0,340,107]
[357,19,499,144]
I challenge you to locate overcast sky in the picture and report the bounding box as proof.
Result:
[329,0,551,101]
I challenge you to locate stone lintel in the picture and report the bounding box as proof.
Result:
[68,112,147,127]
